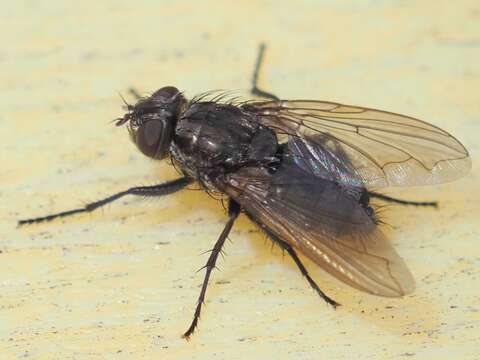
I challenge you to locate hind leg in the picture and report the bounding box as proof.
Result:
[368,191,437,207]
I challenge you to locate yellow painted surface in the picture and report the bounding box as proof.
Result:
[1,1,479,359]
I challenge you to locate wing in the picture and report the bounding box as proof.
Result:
[216,162,415,297]
[243,100,471,187]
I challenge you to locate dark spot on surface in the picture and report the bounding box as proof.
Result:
[215,280,230,285]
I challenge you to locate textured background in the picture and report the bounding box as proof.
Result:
[1,1,479,359]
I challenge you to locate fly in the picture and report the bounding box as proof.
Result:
[19,44,471,339]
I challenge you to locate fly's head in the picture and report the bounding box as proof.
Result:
[116,86,186,159]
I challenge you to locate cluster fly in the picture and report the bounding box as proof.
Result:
[19,44,471,338]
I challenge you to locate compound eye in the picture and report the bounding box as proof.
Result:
[136,120,169,158]
[151,86,180,103]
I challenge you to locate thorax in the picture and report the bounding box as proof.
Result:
[171,101,277,184]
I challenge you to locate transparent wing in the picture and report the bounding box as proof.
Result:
[217,163,415,297]
[244,100,471,187]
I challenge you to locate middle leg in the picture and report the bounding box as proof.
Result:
[182,199,241,339]
[250,43,280,101]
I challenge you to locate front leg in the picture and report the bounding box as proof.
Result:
[18,177,192,226]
